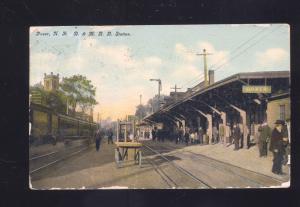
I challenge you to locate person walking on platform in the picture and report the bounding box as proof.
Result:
[233,123,241,150]
[225,123,231,147]
[270,120,286,175]
[152,127,157,141]
[184,127,190,146]
[212,125,219,144]
[258,121,271,157]
[95,129,102,152]
[219,123,225,144]
[107,128,114,144]
[198,127,204,144]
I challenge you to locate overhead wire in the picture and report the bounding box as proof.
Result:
[178,27,267,89]
[179,24,283,90]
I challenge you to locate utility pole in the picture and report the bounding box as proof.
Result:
[170,84,181,101]
[149,79,162,111]
[197,49,212,87]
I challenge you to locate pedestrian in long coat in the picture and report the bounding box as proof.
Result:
[233,124,241,150]
[184,128,190,145]
[219,123,225,144]
[107,129,114,144]
[212,126,219,144]
[198,127,204,144]
[225,124,231,146]
[258,121,271,157]
[95,129,102,152]
[152,128,157,141]
[269,120,286,175]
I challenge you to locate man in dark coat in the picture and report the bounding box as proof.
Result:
[198,127,204,144]
[233,123,241,150]
[184,127,190,146]
[107,128,114,144]
[258,121,271,157]
[269,120,286,175]
[95,129,102,152]
[152,127,157,141]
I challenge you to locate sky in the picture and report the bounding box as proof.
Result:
[30,24,290,121]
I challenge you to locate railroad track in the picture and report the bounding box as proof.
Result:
[29,144,90,175]
[145,142,286,187]
[143,144,213,188]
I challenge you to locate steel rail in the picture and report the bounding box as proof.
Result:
[29,151,59,161]
[143,156,177,188]
[159,143,285,184]
[143,143,213,188]
[29,146,89,174]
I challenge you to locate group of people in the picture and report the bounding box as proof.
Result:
[151,127,166,142]
[258,119,290,175]
[168,123,243,148]
[170,127,206,145]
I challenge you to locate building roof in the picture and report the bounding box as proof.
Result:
[144,70,290,121]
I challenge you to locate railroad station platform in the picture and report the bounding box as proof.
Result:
[169,142,290,183]
[30,139,290,189]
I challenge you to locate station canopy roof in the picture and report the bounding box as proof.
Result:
[143,70,290,123]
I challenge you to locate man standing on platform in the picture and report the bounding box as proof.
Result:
[198,127,204,144]
[258,121,271,157]
[225,123,231,147]
[269,120,286,175]
[219,122,225,144]
[152,127,157,141]
[95,129,102,152]
[107,128,114,144]
[233,123,241,151]
[212,125,219,144]
[184,127,190,145]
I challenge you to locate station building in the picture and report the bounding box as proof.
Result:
[143,70,290,148]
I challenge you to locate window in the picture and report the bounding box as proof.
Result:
[279,104,285,120]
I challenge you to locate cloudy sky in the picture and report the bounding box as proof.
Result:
[30,24,290,121]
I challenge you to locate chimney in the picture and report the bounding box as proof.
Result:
[209,70,214,85]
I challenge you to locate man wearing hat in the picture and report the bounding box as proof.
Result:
[269,120,287,175]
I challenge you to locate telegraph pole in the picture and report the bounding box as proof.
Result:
[197,49,212,87]
[170,84,181,101]
[149,79,162,111]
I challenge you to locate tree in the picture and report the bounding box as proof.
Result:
[60,75,98,114]
[135,105,148,120]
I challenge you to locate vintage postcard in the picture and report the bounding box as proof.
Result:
[29,24,290,189]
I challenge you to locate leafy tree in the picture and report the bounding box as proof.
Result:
[135,105,148,120]
[60,75,98,113]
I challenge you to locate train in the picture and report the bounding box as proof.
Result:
[29,102,98,146]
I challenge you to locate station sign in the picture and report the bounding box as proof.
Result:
[242,85,271,93]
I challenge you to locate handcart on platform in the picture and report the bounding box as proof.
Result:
[114,119,142,168]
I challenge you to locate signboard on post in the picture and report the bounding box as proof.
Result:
[242,85,271,93]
